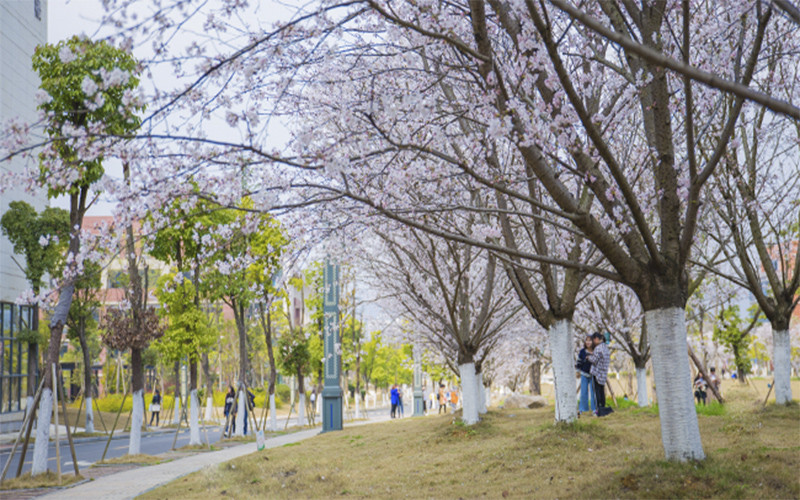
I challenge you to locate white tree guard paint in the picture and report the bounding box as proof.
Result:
[355,394,361,419]
[85,396,95,433]
[189,389,201,445]
[235,390,245,436]
[129,389,144,455]
[204,397,213,422]
[646,308,705,461]
[548,319,578,423]
[31,388,53,475]
[297,393,305,427]
[485,386,492,409]
[269,394,277,431]
[173,396,181,425]
[477,372,487,414]
[636,367,649,407]
[773,329,793,405]
[458,362,479,425]
[25,395,34,420]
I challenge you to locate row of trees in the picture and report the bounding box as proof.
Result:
[1,0,798,466]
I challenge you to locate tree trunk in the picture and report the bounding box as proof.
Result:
[548,319,578,423]
[297,368,305,427]
[189,361,200,445]
[773,328,792,405]
[129,347,144,455]
[636,366,648,407]
[477,370,487,414]
[78,324,94,433]
[25,305,38,419]
[458,362,479,425]
[202,352,213,421]
[646,308,704,461]
[530,359,541,395]
[260,304,278,431]
[173,361,181,425]
[235,385,246,436]
[234,300,247,436]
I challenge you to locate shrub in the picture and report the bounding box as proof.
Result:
[276,383,291,403]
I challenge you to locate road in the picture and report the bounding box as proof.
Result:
[1,406,392,475]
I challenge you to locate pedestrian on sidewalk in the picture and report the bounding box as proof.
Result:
[224,386,236,435]
[438,384,447,414]
[449,388,459,412]
[149,389,162,426]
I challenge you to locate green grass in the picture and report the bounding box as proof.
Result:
[141,387,799,499]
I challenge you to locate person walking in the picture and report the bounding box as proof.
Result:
[149,389,162,427]
[449,388,459,412]
[438,384,447,414]
[694,374,707,405]
[587,332,612,416]
[223,386,236,435]
[709,367,721,398]
[576,336,596,414]
[390,384,400,418]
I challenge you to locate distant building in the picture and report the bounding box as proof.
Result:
[0,0,48,432]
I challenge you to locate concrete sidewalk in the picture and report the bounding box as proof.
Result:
[37,427,321,500]
[37,413,392,499]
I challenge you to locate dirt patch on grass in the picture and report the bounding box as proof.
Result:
[94,454,167,466]
[0,471,84,491]
[140,391,799,499]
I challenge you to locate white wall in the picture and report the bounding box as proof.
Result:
[0,0,49,303]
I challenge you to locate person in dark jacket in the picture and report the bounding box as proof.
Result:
[576,336,596,414]
[149,389,162,426]
[223,386,236,435]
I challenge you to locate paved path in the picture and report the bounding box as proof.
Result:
[38,428,321,500]
[32,408,393,499]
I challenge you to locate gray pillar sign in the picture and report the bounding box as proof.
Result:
[413,346,424,416]
[321,258,343,432]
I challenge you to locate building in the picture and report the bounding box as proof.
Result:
[0,0,49,432]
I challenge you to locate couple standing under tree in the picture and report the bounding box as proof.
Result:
[390,384,404,418]
[576,332,613,417]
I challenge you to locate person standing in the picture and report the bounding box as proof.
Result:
[449,388,459,412]
[694,374,707,405]
[709,367,721,398]
[398,387,405,417]
[310,388,317,417]
[223,386,236,435]
[576,336,596,414]
[587,332,611,416]
[390,384,399,418]
[149,389,162,427]
[438,384,447,414]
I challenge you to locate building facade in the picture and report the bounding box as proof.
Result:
[0,0,48,432]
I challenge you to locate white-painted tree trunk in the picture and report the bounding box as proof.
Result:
[85,396,95,433]
[548,319,578,423]
[269,394,277,431]
[189,389,201,446]
[458,362,479,425]
[129,389,144,455]
[297,393,305,427]
[636,367,649,407]
[646,308,704,461]
[773,328,793,405]
[31,388,53,475]
[235,390,245,436]
[485,386,492,409]
[25,395,35,421]
[173,396,181,425]
[355,394,360,419]
[477,372,487,414]
[204,397,213,422]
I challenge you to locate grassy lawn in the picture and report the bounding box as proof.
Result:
[141,383,799,499]
[0,472,84,490]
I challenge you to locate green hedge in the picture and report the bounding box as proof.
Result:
[83,393,176,413]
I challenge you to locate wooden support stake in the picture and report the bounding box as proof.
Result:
[1,377,45,483]
[52,364,61,484]
[93,396,109,433]
[57,367,80,476]
[763,378,775,407]
[72,390,84,435]
[100,388,129,462]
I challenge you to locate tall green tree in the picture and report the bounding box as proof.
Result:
[713,305,762,383]
[30,36,142,474]
[0,201,69,408]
